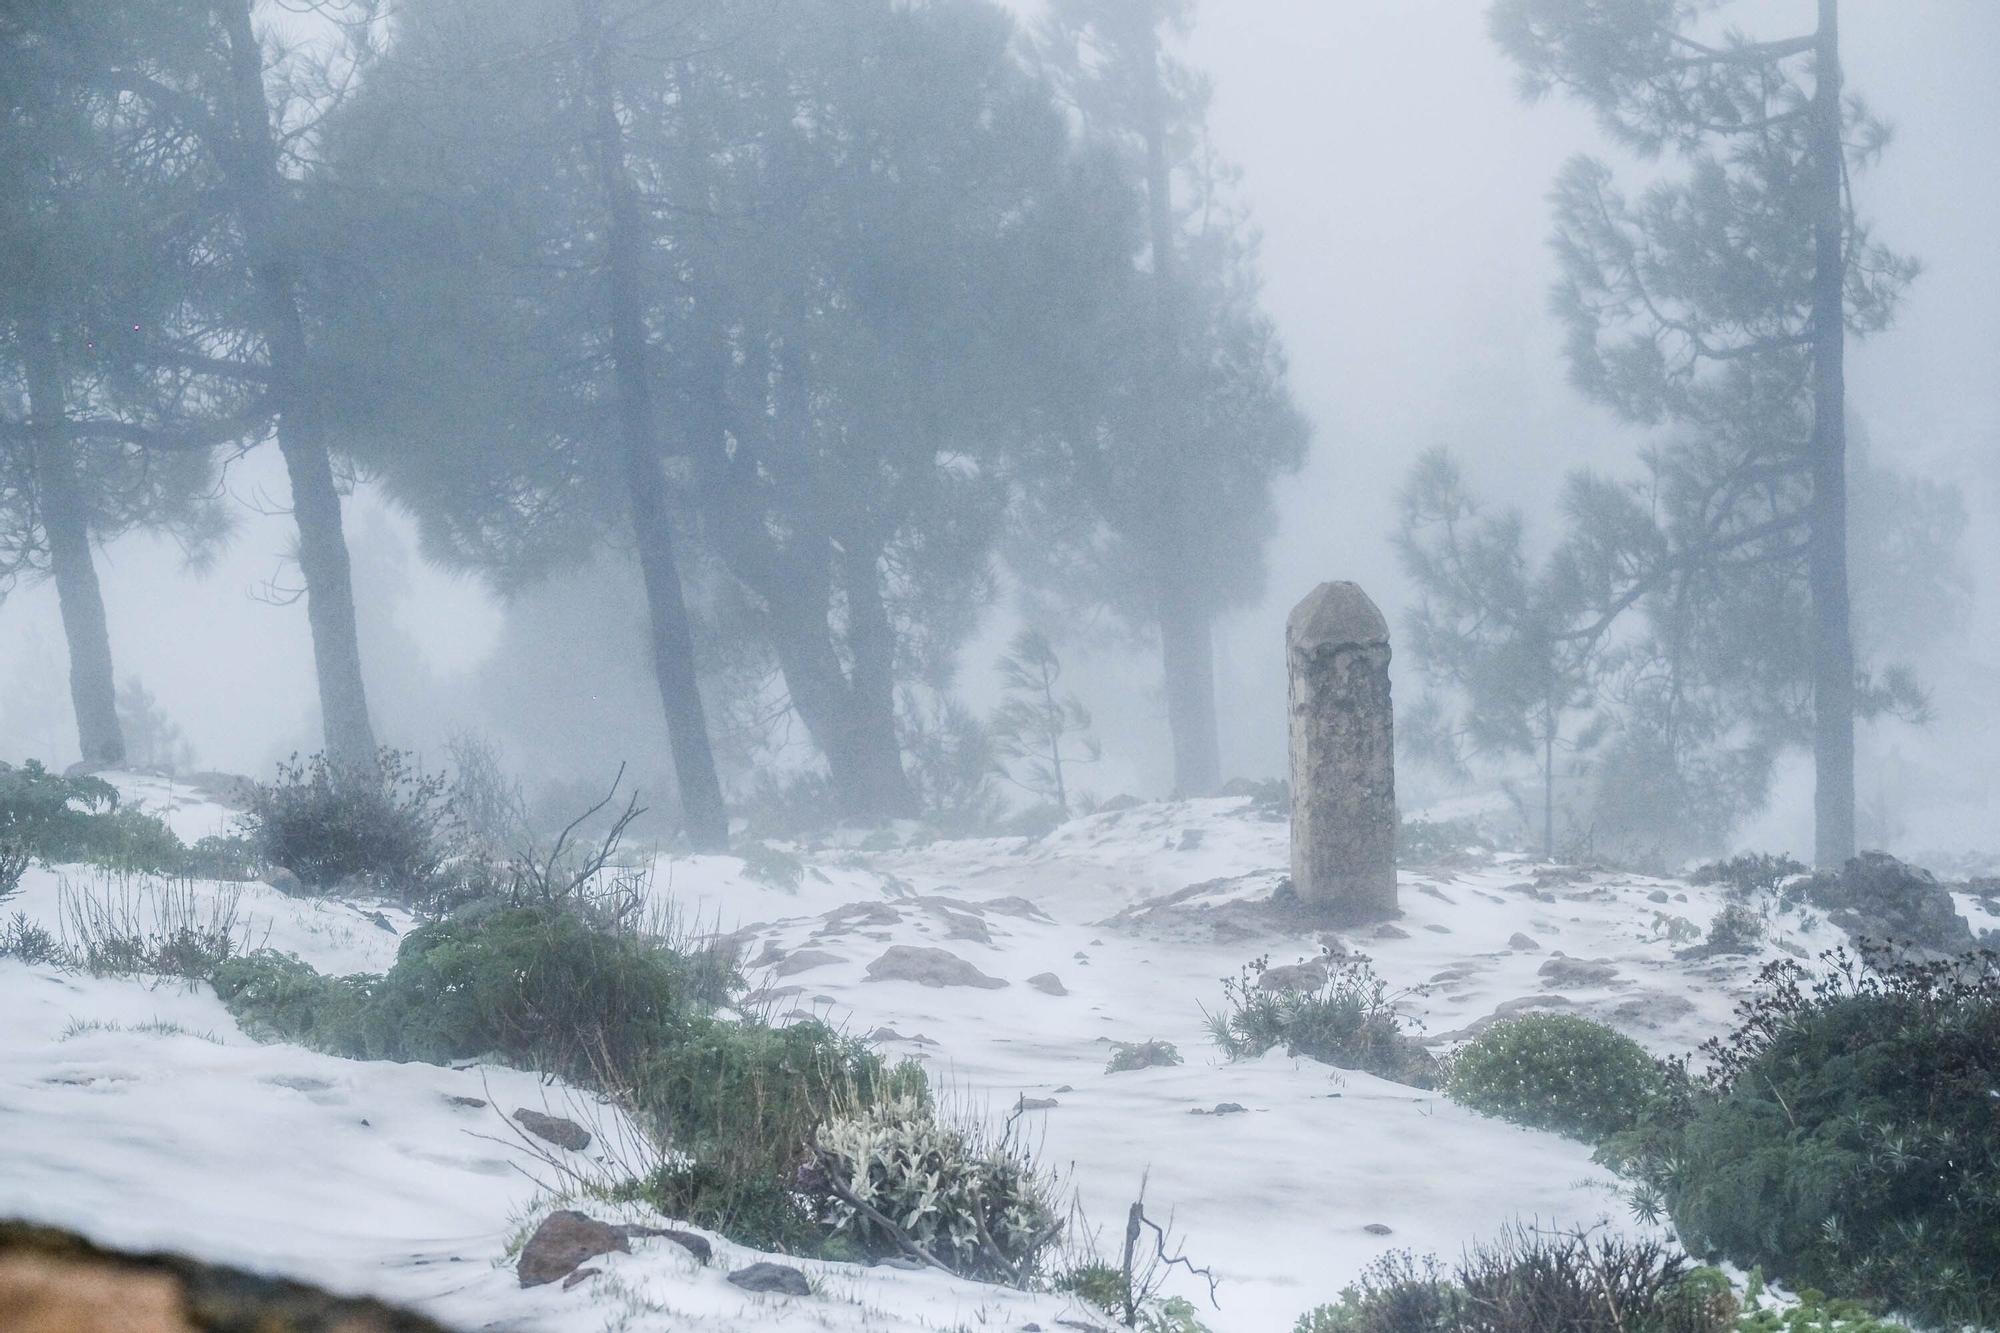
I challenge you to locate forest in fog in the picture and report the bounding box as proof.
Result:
[3,1,1994,873]
[5,4,2000,1333]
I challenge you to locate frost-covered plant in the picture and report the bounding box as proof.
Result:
[737,841,804,892]
[1445,1013,1666,1143]
[1105,1038,1182,1073]
[806,1093,1063,1283]
[58,876,254,980]
[1205,952,1435,1087]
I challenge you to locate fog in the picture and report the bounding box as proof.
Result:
[4,0,1997,863]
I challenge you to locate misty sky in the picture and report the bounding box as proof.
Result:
[3,1,1994,859]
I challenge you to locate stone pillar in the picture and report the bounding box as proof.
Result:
[1287,581,1397,921]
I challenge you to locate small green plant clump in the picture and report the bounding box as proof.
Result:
[1397,817,1488,867]
[1105,1038,1182,1073]
[1689,853,1809,900]
[1291,1230,1732,1333]
[804,1092,1063,1282]
[1604,947,2000,1328]
[1687,903,1764,958]
[1205,952,1436,1087]
[240,750,458,900]
[1444,1012,1667,1143]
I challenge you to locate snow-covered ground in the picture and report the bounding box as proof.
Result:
[0,777,1901,1331]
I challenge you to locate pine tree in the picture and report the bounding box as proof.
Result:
[1491,0,1918,865]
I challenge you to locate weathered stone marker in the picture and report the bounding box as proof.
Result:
[1287,581,1398,921]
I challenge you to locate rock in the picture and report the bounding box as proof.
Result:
[772,949,843,978]
[1098,794,1143,813]
[518,1211,628,1288]
[444,1094,487,1110]
[1646,889,1671,904]
[1806,852,1973,955]
[1191,1102,1247,1116]
[1016,1096,1060,1111]
[1363,1223,1393,1236]
[1423,924,1452,935]
[1537,956,1619,988]
[0,1219,454,1330]
[727,1262,812,1297]
[1372,924,1410,941]
[1027,972,1068,996]
[869,1027,906,1042]
[863,945,1008,989]
[514,1109,592,1152]
[561,1267,600,1291]
[618,1225,711,1265]
[261,866,305,896]
[1287,581,1398,922]
[1507,932,1541,952]
[1494,994,1573,1015]
[1257,959,1329,992]
[980,896,1054,922]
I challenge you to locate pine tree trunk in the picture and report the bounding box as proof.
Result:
[218,0,377,772]
[840,542,917,819]
[1158,586,1221,796]
[1807,0,1856,868]
[1137,16,1222,797]
[22,320,125,766]
[579,0,729,852]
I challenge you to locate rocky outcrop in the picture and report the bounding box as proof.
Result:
[1806,852,1973,955]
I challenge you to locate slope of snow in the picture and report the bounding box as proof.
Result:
[0,785,1901,1332]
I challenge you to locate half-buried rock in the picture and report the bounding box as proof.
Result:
[863,945,1007,989]
[727,1262,812,1296]
[518,1211,627,1288]
[513,1108,592,1152]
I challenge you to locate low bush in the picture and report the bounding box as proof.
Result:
[0,760,187,874]
[0,840,26,900]
[216,902,733,1079]
[803,1092,1062,1283]
[1445,1013,1666,1143]
[240,750,457,899]
[1105,1038,1182,1073]
[182,833,259,882]
[1,911,60,965]
[1397,817,1487,867]
[1689,853,1809,899]
[1687,903,1764,958]
[1605,947,2000,1328]
[1205,952,1436,1087]
[1291,1229,1730,1333]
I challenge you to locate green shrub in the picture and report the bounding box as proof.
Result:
[1690,853,1809,899]
[1291,1231,1729,1333]
[183,833,259,881]
[0,840,26,900]
[1607,948,2000,1328]
[0,761,187,874]
[1686,903,1764,958]
[1397,817,1487,867]
[804,1091,1062,1282]
[1205,953,1436,1087]
[1,911,60,965]
[217,903,733,1079]
[737,841,804,892]
[1445,1013,1666,1142]
[1105,1038,1182,1073]
[241,750,457,898]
